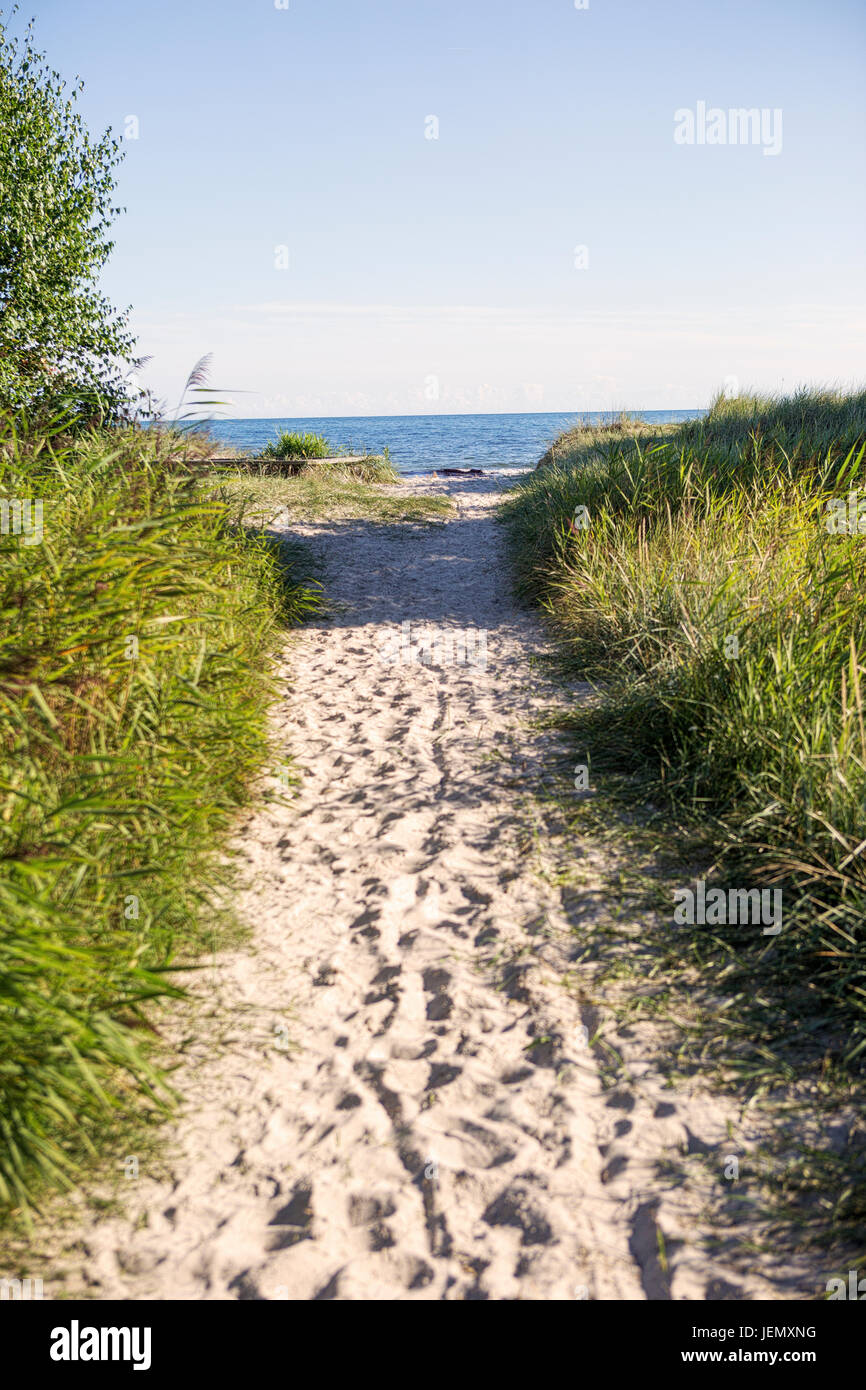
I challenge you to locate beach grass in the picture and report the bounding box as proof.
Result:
[260,429,332,460]
[216,467,454,523]
[222,427,401,485]
[0,420,320,1212]
[501,386,866,1083]
[535,412,682,471]
[213,453,401,484]
[251,455,399,483]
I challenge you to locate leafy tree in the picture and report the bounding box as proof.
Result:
[0,8,136,419]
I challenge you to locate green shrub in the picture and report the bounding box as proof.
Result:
[0,15,136,419]
[260,431,332,460]
[0,420,319,1208]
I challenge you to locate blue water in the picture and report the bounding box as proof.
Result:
[205,410,705,476]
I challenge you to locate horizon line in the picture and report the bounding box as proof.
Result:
[197,406,707,422]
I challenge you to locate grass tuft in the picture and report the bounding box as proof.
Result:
[260,430,332,460]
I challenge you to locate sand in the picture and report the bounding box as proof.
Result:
[44,476,799,1301]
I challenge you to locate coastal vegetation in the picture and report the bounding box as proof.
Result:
[503,388,866,1257]
[217,465,452,523]
[0,419,320,1211]
[0,13,135,420]
[0,15,322,1212]
[261,430,332,461]
[241,431,401,484]
[534,412,681,470]
[503,387,866,1081]
[232,452,401,484]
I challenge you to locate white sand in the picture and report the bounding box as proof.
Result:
[47,476,798,1300]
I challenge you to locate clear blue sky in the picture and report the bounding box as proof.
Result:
[27,0,866,415]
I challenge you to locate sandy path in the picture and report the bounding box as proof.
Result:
[51,477,776,1301]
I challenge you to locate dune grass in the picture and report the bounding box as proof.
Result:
[261,429,332,460]
[216,453,400,485]
[535,412,682,470]
[502,387,866,1082]
[0,419,320,1212]
[216,467,453,524]
[250,429,399,484]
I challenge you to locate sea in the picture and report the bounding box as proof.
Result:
[204,410,705,477]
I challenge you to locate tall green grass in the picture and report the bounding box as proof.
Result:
[0,419,319,1209]
[502,387,866,1074]
[261,430,332,460]
[535,412,679,469]
[230,454,400,484]
[254,430,398,481]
